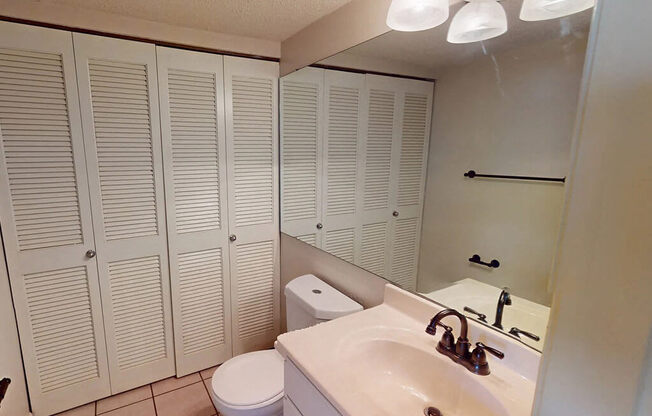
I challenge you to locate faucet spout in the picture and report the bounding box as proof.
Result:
[492,288,512,330]
[425,308,471,359]
[426,309,468,339]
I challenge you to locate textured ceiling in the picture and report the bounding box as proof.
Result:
[39,0,352,41]
[335,3,593,73]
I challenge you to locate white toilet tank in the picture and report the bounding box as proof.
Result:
[284,274,363,331]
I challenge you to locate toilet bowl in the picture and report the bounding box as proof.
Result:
[209,274,362,416]
[209,349,284,416]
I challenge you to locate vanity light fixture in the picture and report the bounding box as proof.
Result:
[447,0,507,44]
[386,0,450,32]
[520,0,595,21]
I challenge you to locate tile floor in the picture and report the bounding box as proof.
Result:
[55,366,220,416]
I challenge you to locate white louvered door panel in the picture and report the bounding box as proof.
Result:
[224,57,280,355]
[323,228,355,263]
[74,34,174,392]
[0,22,110,416]
[294,233,318,247]
[359,221,390,277]
[387,79,433,290]
[280,67,324,246]
[388,217,420,290]
[321,70,364,263]
[356,75,404,276]
[157,47,233,376]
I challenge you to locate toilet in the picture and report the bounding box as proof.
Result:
[209,274,363,416]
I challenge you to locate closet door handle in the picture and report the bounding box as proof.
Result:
[392,211,399,217]
[316,223,323,230]
[85,249,96,258]
[229,234,237,242]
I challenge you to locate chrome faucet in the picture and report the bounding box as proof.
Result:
[426,308,504,376]
[492,288,512,330]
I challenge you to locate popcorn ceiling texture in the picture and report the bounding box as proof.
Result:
[39,0,352,40]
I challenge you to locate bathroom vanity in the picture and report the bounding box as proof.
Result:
[277,284,540,416]
[284,360,341,416]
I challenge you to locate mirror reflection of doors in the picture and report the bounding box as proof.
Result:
[279,2,593,351]
[281,68,434,292]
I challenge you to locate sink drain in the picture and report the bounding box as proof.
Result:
[424,407,443,416]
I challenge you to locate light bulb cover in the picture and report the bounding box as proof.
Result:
[447,0,508,44]
[520,0,595,21]
[386,0,450,32]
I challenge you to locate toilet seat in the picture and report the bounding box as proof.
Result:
[210,349,284,415]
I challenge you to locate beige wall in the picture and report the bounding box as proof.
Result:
[418,35,588,306]
[280,233,386,332]
[0,231,29,416]
[534,0,652,414]
[280,0,393,75]
[0,0,280,58]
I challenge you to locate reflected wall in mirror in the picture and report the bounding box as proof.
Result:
[280,0,594,350]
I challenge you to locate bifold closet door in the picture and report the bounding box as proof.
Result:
[355,75,405,278]
[73,34,174,392]
[0,22,110,415]
[321,70,365,263]
[386,79,433,291]
[224,56,280,355]
[157,47,233,376]
[280,67,324,247]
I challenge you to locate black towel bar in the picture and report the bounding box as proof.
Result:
[464,170,565,183]
[469,254,500,268]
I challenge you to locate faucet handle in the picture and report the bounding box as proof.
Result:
[509,327,540,341]
[463,306,487,322]
[470,342,504,375]
[475,342,505,359]
[436,322,452,332]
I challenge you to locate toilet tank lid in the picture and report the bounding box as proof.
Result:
[284,274,363,320]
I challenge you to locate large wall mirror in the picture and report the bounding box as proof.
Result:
[280,1,595,350]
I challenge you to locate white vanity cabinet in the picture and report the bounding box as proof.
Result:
[283,397,304,416]
[284,359,342,416]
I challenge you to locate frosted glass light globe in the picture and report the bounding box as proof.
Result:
[520,0,595,21]
[447,0,508,44]
[386,0,450,32]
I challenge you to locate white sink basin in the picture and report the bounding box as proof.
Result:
[340,338,508,415]
[277,284,538,416]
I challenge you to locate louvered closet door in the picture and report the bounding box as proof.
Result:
[0,22,110,415]
[280,67,324,248]
[157,47,233,376]
[387,79,433,291]
[355,75,405,277]
[321,70,365,263]
[224,56,280,355]
[73,34,174,392]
